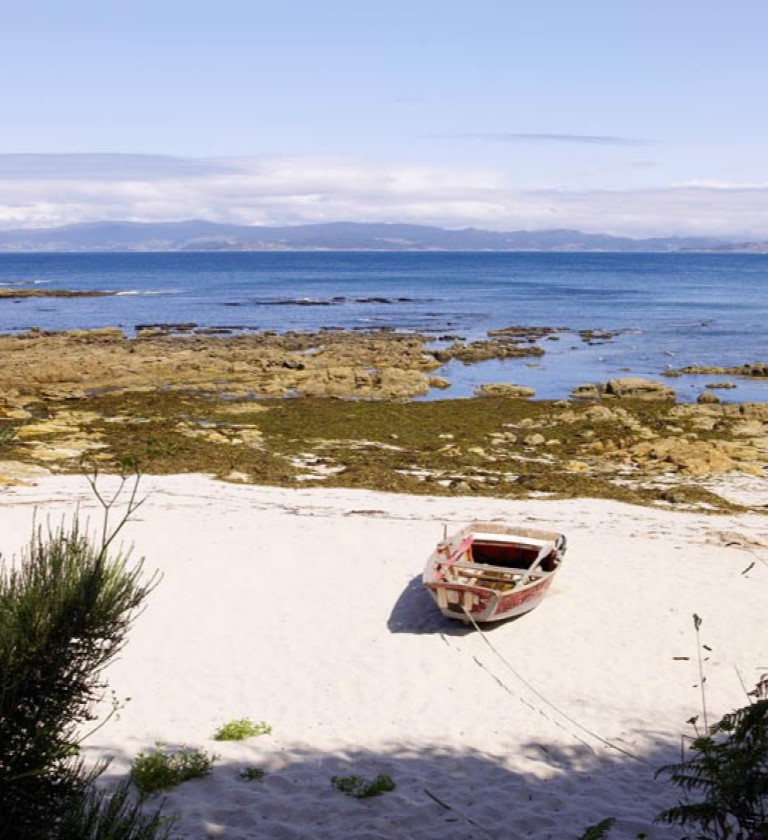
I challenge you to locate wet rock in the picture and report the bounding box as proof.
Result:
[604,378,676,400]
[428,376,452,390]
[474,383,535,398]
[578,328,623,343]
[62,327,125,342]
[741,362,768,377]
[0,328,440,401]
[432,338,545,364]
[0,288,114,299]
[572,378,676,400]
[666,362,768,378]
[571,383,602,399]
[486,325,562,339]
[136,322,198,333]
[698,391,720,404]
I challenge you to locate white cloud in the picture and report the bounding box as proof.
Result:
[0,153,766,238]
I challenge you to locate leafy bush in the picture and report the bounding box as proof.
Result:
[213,718,272,741]
[131,747,215,797]
[55,781,175,840]
[576,617,767,840]
[330,773,396,799]
[656,674,768,840]
[0,475,164,840]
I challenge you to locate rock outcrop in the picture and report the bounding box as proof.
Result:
[571,378,676,400]
[0,328,440,403]
[474,383,535,398]
[665,362,768,378]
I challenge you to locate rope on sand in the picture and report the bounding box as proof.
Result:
[460,607,650,766]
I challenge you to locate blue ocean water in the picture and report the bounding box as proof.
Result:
[0,251,766,402]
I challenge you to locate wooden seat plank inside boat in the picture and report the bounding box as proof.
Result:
[446,560,546,587]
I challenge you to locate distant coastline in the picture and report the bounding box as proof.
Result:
[0,220,767,253]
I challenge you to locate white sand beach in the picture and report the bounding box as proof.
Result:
[1,474,767,839]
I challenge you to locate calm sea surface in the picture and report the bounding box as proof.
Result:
[0,251,766,402]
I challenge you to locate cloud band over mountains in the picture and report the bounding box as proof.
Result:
[0,153,765,238]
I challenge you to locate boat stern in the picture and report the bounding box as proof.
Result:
[424,582,499,623]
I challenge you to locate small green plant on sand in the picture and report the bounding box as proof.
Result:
[213,718,272,741]
[576,818,616,840]
[330,773,396,799]
[131,746,216,797]
[239,767,266,782]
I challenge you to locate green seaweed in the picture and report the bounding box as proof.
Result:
[25,390,754,512]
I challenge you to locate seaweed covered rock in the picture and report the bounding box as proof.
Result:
[571,378,676,401]
[474,383,535,398]
[604,378,676,400]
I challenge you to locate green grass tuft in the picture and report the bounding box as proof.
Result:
[239,767,266,782]
[131,746,216,796]
[577,818,616,840]
[213,718,272,741]
[330,773,396,799]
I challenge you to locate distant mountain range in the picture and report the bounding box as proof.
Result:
[0,220,766,253]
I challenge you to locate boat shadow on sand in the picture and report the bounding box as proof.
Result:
[387,574,525,636]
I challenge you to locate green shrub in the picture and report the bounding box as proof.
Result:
[330,773,396,799]
[213,718,272,741]
[0,475,160,839]
[656,676,768,839]
[55,780,175,840]
[131,747,215,797]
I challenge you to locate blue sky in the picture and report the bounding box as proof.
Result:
[1,0,767,235]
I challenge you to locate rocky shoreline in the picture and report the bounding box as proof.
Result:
[0,288,115,298]
[0,326,766,511]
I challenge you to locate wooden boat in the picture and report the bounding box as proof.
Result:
[422,522,566,623]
